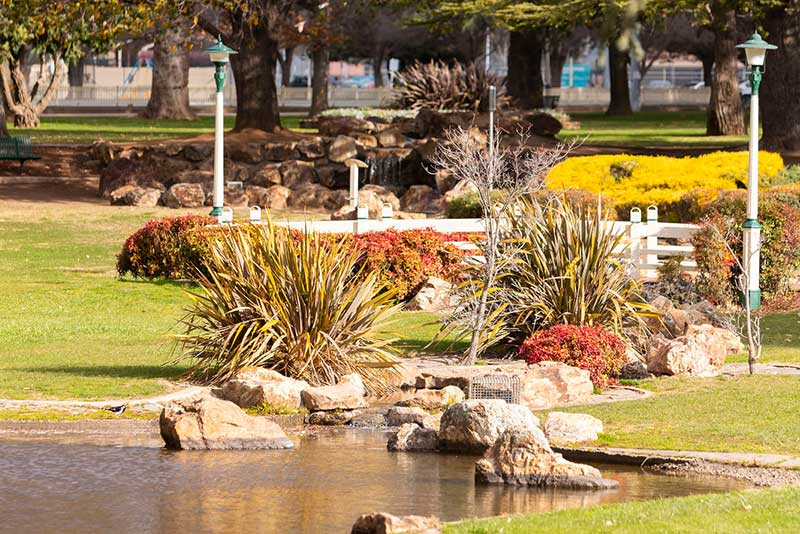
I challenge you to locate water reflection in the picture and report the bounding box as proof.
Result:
[0,429,747,534]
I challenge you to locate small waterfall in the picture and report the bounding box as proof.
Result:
[365,154,404,188]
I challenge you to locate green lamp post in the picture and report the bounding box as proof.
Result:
[735,33,777,310]
[204,36,237,218]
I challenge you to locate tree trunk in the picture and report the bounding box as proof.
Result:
[0,102,8,137]
[701,54,714,86]
[372,52,385,88]
[506,29,545,109]
[606,42,632,116]
[549,50,567,88]
[310,46,329,117]
[279,47,294,87]
[142,21,195,120]
[0,54,64,128]
[227,21,282,132]
[761,6,800,150]
[706,7,744,135]
[68,55,86,87]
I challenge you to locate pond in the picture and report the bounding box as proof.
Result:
[0,428,747,534]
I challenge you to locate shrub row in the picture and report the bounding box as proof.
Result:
[117,216,464,301]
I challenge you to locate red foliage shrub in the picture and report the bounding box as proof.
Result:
[519,324,627,388]
[116,215,216,279]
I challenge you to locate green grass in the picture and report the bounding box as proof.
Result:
[547,374,800,455]
[0,408,158,421]
[558,110,750,148]
[7,114,311,144]
[445,487,800,534]
[726,312,800,364]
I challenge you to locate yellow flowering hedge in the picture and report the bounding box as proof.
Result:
[546,151,784,209]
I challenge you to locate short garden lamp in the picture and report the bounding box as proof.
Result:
[736,33,777,310]
[204,35,237,217]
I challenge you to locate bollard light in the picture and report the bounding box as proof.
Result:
[736,33,777,310]
[204,36,237,218]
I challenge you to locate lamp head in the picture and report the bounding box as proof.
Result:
[736,32,777,67]
[205,35,237,64]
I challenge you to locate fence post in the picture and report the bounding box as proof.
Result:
[646,205,658,269]
[381,203,393,220]
[628,208,642,278]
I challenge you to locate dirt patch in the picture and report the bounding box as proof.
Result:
[650,459,800,488]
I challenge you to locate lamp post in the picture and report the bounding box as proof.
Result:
[204,36,237,217]
[736,33,777,310]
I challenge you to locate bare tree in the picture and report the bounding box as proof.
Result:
[432,128,571,364]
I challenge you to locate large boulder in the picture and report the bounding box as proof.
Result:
[162,183,206,208]
[318,116,375,137]
[288,183,348,211]
[385,406,428,427]
[387,423,439,452]
[647,324,740,377]
[520,362,595,411]
[438,399,540,453]
[442,180,479,211]
[351,512,441,534]
[400,185,443,214]
[183,143,213,162]
[219,367,309,409]
[110,185,162,207]
[544,412,603,444]
[280,160,317,189]
[396,385,465,412]
[250,162,283,187]
[227,142,263,164]
[300,373,368,412]
[159,396,294,450]
[296,137,327,159]
[475,430,619,489]
[361,184,401,211]
[405,277,455,312]
[524,112,563,137]
[307,410,360,426]
[262,141,298,161]
[328,135,359,163]
[246,185,292,210]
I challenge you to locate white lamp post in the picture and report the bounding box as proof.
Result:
[736,32,777,310]
[204,36,237,218]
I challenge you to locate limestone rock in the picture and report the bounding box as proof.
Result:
[520,362,595,411]
[159,396,294,450]
[422,413,442,431]
[280,160,317,189]
[318,116,375,137]
[296,137,326,159]
[328,135,359,163]
[262,141,298,161]
[307,410,360,426]
[387,423,439,452]
[351,512,441,534]
[400,185,443,214]
[434,169,458,195]
[361,184,401,211]
[219,367,309,409]
[396,385,465,412]
[162,183,206,208]
[228,142,263,164]
[438,399,540,453]
[300,373,368,411]
[111,185,162,207]
[248,185,291,210]
[224,185,249,207]
[405,277,456,312]
[288,183,348,210]
[647,324,737,377]
[183,143,213,162]
[250,162,283,187]
[475,430,618,489]
[385,406,428,427]
[352,133,379,148]
[544,412,603,444]
[377,128,408,148]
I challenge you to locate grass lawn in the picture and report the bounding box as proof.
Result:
[6,114,311,144]
[445,486,800,534]
[558,110,750,148]
[548,374,800,455]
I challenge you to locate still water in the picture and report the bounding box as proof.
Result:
[0,428,746,534]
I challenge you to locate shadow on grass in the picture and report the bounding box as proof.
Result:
[20,365,187,380]
[394,339,469,355]
[116,276,198,289]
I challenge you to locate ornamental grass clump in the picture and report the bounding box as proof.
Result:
[393,60,507,112]
[519,324,627,388]
[178,223,402,395]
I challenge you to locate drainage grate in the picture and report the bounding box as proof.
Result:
[468,374,521,404]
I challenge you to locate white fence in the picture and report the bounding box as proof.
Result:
[49,86,710,110]
[271,210,700,282]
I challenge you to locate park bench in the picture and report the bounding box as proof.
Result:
[0,136,40,172]
[543,95,560,110]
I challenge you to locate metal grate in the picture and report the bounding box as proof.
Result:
[468,374,521,404]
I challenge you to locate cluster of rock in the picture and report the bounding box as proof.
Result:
[351,512,441,534]
[623,296,745,379]
[93,109,561,216]
[385,397,617,491]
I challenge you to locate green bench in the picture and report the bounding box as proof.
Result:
[0,136,40,172]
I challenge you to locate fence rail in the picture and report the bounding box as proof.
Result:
[271,211,700,282]
[49,86,711,110]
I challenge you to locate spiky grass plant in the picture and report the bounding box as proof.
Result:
[177,223,402,395]
[442,198,655,354]
[393,60,507,112]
